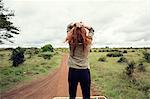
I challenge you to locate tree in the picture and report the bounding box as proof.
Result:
[0,0,20,44]
[11,47,24,67]
[41,44,54,52]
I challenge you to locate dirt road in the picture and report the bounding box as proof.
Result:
[1,54,86,99]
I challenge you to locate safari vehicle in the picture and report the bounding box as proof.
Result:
[53,96,107,99]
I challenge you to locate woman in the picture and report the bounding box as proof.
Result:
[65,22,94,99]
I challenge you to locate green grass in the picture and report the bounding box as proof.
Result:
[1,48,149,99]
[0,50,62,93]
[89,50,150,99]
[0,50,12,68]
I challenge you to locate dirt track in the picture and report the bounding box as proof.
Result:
[1,54,85,99]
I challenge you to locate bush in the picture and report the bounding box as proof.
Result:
[41,44,54,52]
[90,49,92,52]
[138,63,145,72]
[125,60,135,77]
[98,50,101,52]
[106,52,123,57]
[101,50,105,52]
[38,52,53,59]
[11,47,25,67]
[143,52,150,62]
[30,48,40,54]
[25,48,40,58]
[123,50,127,53]
[98,56,106,62]
[94,50,97,52]
[117,57,127,63]
[0,54,4,60]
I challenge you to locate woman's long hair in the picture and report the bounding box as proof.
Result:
[65,26,92,56]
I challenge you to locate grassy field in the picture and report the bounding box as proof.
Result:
[0,49,62,93]
[0,48,150,99]
[89,49,150,99]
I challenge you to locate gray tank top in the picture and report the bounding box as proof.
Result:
[68,43,91,69]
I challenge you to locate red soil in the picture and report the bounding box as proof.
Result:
[1,54,100,99]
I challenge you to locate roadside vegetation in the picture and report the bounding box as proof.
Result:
[1,47,150,99]
[0,44,62,92]
[89,48,150,99]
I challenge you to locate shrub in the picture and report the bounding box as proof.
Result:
[90,49,92,52]
[105,50,109,52]
[98,50,102,52]
[114,49,119,52]
[143,52,150,62]
[25,48,40,58]
[38,52,53,59]
[4,48,13,51]
[110,49,114,52]
[94,50,97,52]
[117,57,127,63]
[106,52,123,57]
[138,63,145,72]
[11,47,25,67]
[125,60,135,77]
[123,50,127,53]
[41,44,54,52]
[105,46,109,48]
[30,48,40,54]
[102,50,105,52]
[98,56,106,62]
[0,54,4,60]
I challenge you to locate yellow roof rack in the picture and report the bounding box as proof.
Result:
[53,96,107,99]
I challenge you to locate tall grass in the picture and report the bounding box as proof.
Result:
[0,50,62,92]
[89,50,150,99]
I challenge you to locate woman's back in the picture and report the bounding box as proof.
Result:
[68,43,91,69]
[66,25,93,69]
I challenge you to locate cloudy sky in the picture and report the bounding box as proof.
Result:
[1,0,150,48]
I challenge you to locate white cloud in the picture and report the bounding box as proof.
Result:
[1,0,150,48]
